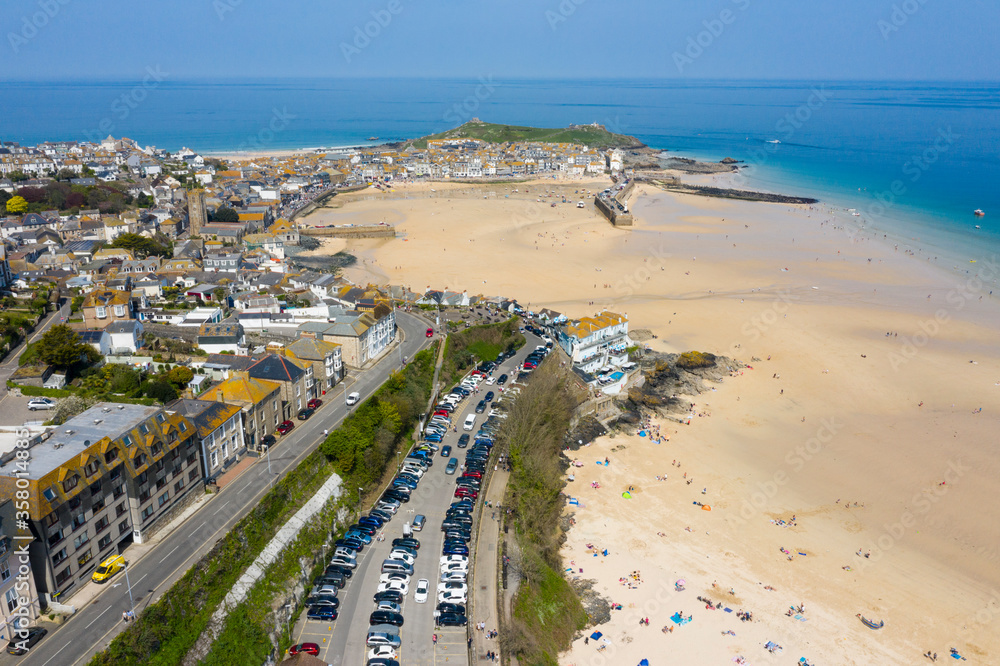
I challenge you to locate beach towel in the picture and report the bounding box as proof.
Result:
[794,614,807,622]
[639,431,647,437]
[724,608,733,613]
[569,498,579,506]
[670,612,692,625]
[798,552,807,556]
[602,549,609,556]
[951,653,964,660]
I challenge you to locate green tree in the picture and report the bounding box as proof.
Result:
[109,232,169,258]
[211,206,239,223]
[144,380,178,403]
[34,324,99,369]
[165,366,193,388]
[8,171,28,183]
[5,195,27,214]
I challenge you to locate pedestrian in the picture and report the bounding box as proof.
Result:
[122,611,129,623]
[468,637,473,649]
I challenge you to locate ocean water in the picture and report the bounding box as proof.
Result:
[5,78,999,259]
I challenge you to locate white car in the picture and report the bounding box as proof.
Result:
[437,582,468,594]
[368,646,398,661]
[377,579,409,595]
[27,398,56,411]
[379,572,410,585]
[400,465,424,478]
[441,561,469,574]
[387,551,416,566]
[438,590,467,604]
[346,392,361,406]
[440,555,469,566]
[486,376,496,385]
[440,571,467,583]
[414,578,429,603]
[463,414,477,431]
[375,600,402,613]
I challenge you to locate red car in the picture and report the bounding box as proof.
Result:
[289,643,320,656]
[463,470,483,479]
[454,488,478,499]
[277,420,295,435]
[523,362,537,369]
[426,327,434,338]
[307,398,322,410]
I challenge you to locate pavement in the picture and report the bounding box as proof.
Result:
[286,331,541,666]
[10,311,434,666]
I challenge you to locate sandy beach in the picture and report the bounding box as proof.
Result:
[301,178,1000,663]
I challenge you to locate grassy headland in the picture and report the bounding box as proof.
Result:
[410,121,644,150]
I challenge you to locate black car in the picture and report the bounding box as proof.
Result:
[382,490,410,503]
[392,537,420,550]
[369,610,405,627]
[297,407,315,420]
[457,434,470,448]
[314,575,345,588]
[6,627,47,655]
[497,374,508,385]
[369,509,392,523]
[439,444,452,458]
[325,564,354,578]
[445,531,471,543]
[349,523,377,535]
[261,434,276,448]
[305,594,340,608]
[374,590,404,604]
[475,400,487,413]
[336,537,364,551]
[437,602,466,615]
[307,606,338,621]
[367,659,400,666]
[437,612,468,627]
[484,391,495,402]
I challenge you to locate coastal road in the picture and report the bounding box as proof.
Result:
[13,311,433,666]
[293,333,539,665]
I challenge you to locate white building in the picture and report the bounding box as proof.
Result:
[557,311,631,375]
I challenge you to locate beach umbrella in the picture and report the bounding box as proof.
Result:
[639,660,650,666]
[590,631,603,640]
[622,491,632,499]
[675,579,686,586]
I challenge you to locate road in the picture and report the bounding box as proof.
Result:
[292,331,540,665]
[14,311,433,666]
[0,300,71,397]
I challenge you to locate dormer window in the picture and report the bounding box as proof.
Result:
[84,459,100,477]
[133,452,146,468]
[62,474,79,493]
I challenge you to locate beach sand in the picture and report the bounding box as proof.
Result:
[302,179,1000,663]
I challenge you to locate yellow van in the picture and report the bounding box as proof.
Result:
[92,554,125,583]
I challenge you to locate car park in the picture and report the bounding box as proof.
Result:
[440,445,452,457]
[414,578,429,603]
[377,579,409,594]
[375,600,403,614]
[297,407,314,420]
[440,570,468,583]
[475,400,487,413]
[412,514,426,531]
[368,646,398,661]
[374,590,403,604]
[392,537,420,550]
[277,420,295,435]
[463,414,477,430]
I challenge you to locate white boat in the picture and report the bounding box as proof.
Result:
[974,209,985,217]
[766,139,781,144]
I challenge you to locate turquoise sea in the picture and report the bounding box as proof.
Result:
[5,78,999,260]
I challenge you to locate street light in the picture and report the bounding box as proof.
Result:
[283,603,293,638]
[123,561,136,620]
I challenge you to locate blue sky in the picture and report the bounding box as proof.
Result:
[3,0,998,81]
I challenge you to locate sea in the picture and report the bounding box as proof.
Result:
[5,77,999,263]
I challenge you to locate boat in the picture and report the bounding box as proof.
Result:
[766,139,781,144]
[368,136,379,141]
[974,209,985,217]
[857,614,884,630]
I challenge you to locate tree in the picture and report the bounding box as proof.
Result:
[144,381,178,403]
[211,206,239,223]
[8,171,28,183]
[34,324,100,369]
[109,233,169,258]
[5,195,27,214]
[165,366,193,388]
[55,168,77,181]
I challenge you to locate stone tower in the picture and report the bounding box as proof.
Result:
[188,189,207,236]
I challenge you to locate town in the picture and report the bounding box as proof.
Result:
[0,132,638,662]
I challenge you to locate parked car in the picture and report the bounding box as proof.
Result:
[27,398,55,411]
[346,392,361,406]
[307,398,323,410]
[414,578,429,603]
[297,407,315,420]
[445,458,458,475]
[457,434,470,448]
[277,420,295,435]
[392,537,420,550]
[412,514,426,531]
[440,445,452,457]
[373,590,404,604]
[307,606,338,621]
[369,610,404,627]
[437,612,468,627]
[289,643,320,656]
[6,627,47,655]
[91,554,125,583]
[426,327,434,337]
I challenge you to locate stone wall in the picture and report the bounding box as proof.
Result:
[299,226,397,239]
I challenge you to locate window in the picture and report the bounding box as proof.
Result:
[77,549,93,568]
[114,305,125,317]
[96,306,107,319]
[94,516,110,533]
[170,448,180,460]
[156,413,165,423]
[55,568,71,586]
[113,483,125,499]
[156,477,166,490]
[141,506,154,521]
[151,442,162,457]
[139,489,150,503]
[48,529,64,547]
[140,422,149,435]
[123,434,132,447]
[222,443,228,460]
[174,479,185,494]
[210,451,218,469]
[158,492,169,507]
[69,496,82,511]
[89,480,102,496]
[0,559,9,582]
[72,512,87,531]
[189,468,199,482]
[155,459,165,473]
[110,464,122,481]
[5,588,16,613]
[63,475,79,493]
[84,459,100,477]
[179,421,187,432]
[45,512,59,527]
[116,502,127,517]
[133,452,145,468]
[92,495,105,513]
[73,532,89,549]
[105,448,120,464]
[118,520,130,535]
[98,534,112,551]
[186,453,197,466]
[52,547,68,564]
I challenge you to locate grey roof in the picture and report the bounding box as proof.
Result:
[247,354,305,384]
[106,320,141,334]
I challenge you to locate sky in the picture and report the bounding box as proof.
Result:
[2,0,998,81]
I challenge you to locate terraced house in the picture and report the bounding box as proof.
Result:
[283,337,344,397]
[199,372,282,451]
[0,404,200,601]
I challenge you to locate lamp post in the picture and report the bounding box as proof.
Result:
[123,561,136,620]
[283,603,293,638]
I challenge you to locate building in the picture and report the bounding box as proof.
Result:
[199,372,282,451]
[283,337,344,396]
[247,354,310,418]
[301,304,396,369]
[81,290,134,329]
[0,500,42,643]
[556,311,631,375]
[0,404,201,601]
[197,321,245,354]
[105,320,144,354]
[166,399,246,481]
[187,189,207,236]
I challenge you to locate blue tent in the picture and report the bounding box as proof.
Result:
[590,631,603,640]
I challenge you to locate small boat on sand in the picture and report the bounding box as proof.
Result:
[857,614,884,630]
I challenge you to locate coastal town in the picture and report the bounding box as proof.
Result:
[0,130,644,662]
